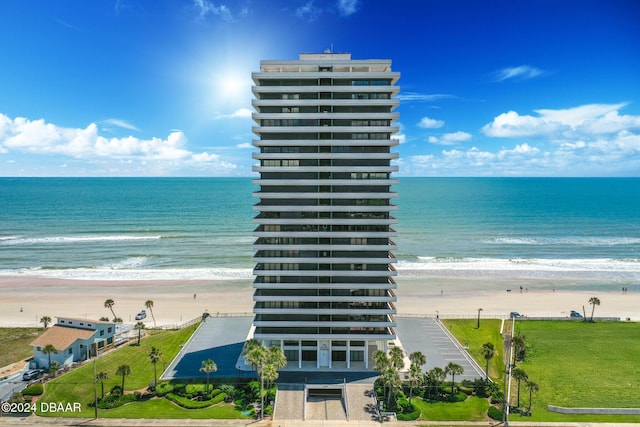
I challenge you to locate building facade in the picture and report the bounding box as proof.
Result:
[30,317,116,368]
[251,53,400,370]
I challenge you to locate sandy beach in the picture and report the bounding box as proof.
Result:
[1,275,637,327]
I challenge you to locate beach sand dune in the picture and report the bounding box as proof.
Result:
[0,276,637,327]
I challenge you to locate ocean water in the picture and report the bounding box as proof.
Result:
[0,177,639,287]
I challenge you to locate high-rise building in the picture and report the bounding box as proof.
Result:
[251,52,399,370]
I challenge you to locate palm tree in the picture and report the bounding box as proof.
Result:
[373,350,391,402]
[115,364,131,392]
[511,333,526,366]
[427,367,446,399]
[406,351,426,402]
[588,296,601,321]
[389,346,405,371]
[242,339,263,373]
[512,367,528,408]
[200,359,217,393]
[445,362,464,394]
[525,379,539,414]
[42,344,57,368]
[49,361,60,377]
[480,342,497,381]
[385,368,402,407]
[104,299,117,321]
[145,300,156,328]
[40,316,52,329]
[267,345,287,372]
[95,371,109,399]
[148,347,163,387]
[134,321,145,345]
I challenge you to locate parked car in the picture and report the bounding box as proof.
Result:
[510,312,524,318]
[135,310,147,320]
[570,310,583,318]
[22,369,42,381]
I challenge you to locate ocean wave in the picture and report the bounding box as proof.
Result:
[0,266,253,281]
[482,236,640,246]
[398,257,640,279]
[0,235,164,245]
[102,256,149,269]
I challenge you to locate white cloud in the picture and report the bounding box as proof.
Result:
[296,1,321,21]
[405,130,640,177]
[494,65,544,82]
[417,117,444,129]
[215,108,253,120]
[0,113,238,173]
[103,118,140,131]
[193,0,233,22]
[397,93,454,102]
[481,103,640,138]
[236,142,252,149]
[428,131,472,145]
[337,0,358,16]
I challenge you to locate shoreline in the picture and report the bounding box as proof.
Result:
[1,275,638,327]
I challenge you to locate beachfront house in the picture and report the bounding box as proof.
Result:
[29,317,116,368]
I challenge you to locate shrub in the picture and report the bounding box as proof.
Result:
[22,383,44,396]
[219,384,236,400]
[165,392,227,409]
[110,385,123,397]
[397,409,420,421]
[155,381,174,397]
[210,388,222,398]
[491,389,504,404]
[445,392,467,402]
[459,386,473,395]
[97,393,137,409]
[186,384,206,395]
[211,392,227,404]
[488,405,504,421]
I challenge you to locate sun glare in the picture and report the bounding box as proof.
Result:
[215,71,252,104]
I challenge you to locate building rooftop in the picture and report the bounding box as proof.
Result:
[30,325,96,350]
[57,316,113,325]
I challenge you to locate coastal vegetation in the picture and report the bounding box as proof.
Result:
[445,318,640,422]
[4,319,639,422]
[34,323,199,417]
[0,327,40,368]
[508,320,640,422]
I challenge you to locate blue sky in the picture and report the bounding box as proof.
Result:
[1,0,639,177]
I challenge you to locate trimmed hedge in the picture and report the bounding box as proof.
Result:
[488,405,504,421]
[397,408,420,421]
[166,392,227,409]
[155,382,174,397]
[22,383,44,396]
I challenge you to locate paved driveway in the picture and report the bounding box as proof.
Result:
[395,317,484,382]
[161,316,254,381]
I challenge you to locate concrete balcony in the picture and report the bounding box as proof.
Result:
[252,71,400,83]
[253,139,400,147]
[253,125,400,135]
[253,268,397,277]
[252,99,400,110]
[254,191,398,199]
[251,85,400,95]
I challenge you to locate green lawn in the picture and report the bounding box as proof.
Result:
[37,324,199,417]
[96,397,250,419]
[441,319,505,381]
[508,320,640,422]
[0,327,42,368]
[412,396,489,421]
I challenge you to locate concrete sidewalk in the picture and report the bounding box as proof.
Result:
[2,416,640,427]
